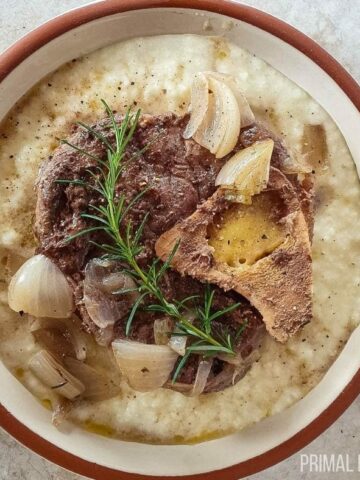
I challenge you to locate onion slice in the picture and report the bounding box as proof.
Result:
[168,312,195,356]
[154,317,174,345]
[8,254,73,318]
[112,339,178,392]
[30,316,87,361]
[184,71,255,158]
[168,333,187,356]
[190,359,213,396]
[183,72,209,139]
[167,358,213,396]
[204,71,255,128]
[83,258,138,329]
[194,77,240,158]
[64,357,121,401]
[210,78,241,159]
[215,139,274,202]
[52,398,73,427]
[29,350,85,400]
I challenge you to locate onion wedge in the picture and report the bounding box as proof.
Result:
[64,357,121,401]
[205,71,255,128]
[30,316,87,361]
[194,77,240,158]
[8,254,73,318]
[168,312,195,356]
[190,359,213,396]
[112,339,178,392]
[154,317,174,346]
[184,71,255,159]
[29,350,85,400]
[215,139,274,202]
[167,358,213,396]
[183,72,209,139]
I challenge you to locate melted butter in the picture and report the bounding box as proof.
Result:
[79,418,229,444]
[41,398,52,410]
[83,421,116,438]
[208,192,285,267]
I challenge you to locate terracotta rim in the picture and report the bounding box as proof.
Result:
[0,1,359,479]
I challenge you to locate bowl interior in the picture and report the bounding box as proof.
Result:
[0,6,360,477]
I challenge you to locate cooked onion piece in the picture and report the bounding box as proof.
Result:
[205,71,255,128]
[190,359,213,396]
[194,77,240,158]
[29,350,85,400]
[183,72,209,139]
[93,325,115,347]
[30,316,87,361]
[168,332,187,356]
[112,339,178,392]
[8,254,73,318]
[215,139,274,202]
[211,78,241,159]
[51,398,73,427]
[83,258,138,329]
[184,71,255,158]
[67,316,87,361]
[64,357,121,401]
[154,317,174,345]
[168,358,213,396]
[168,312,195,356]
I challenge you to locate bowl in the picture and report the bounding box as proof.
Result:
[0,1,359,479]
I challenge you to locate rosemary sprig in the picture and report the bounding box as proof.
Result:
[58,100,245,377]
[171,286,245,382]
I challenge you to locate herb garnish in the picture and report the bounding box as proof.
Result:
[58,100,246,379]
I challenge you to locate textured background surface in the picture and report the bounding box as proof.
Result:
[0,1,359,479]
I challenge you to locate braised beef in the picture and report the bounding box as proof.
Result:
[35,113,297,393]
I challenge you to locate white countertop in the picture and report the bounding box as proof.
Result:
[0,1,359,479]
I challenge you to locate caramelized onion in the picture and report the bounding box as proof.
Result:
[168,333,187,356]
[93,325,115,347]
[280,156,312,175]
[8,254,73,318]
[215,139,274,202]
[83,258,138,329]
[29,350,85,400]
[112,339,178,392]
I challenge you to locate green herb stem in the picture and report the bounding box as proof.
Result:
[59,99,247,380]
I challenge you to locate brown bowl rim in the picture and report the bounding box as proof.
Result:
[0,1,359,479]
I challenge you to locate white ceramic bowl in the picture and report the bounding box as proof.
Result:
[0,2,359,479]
